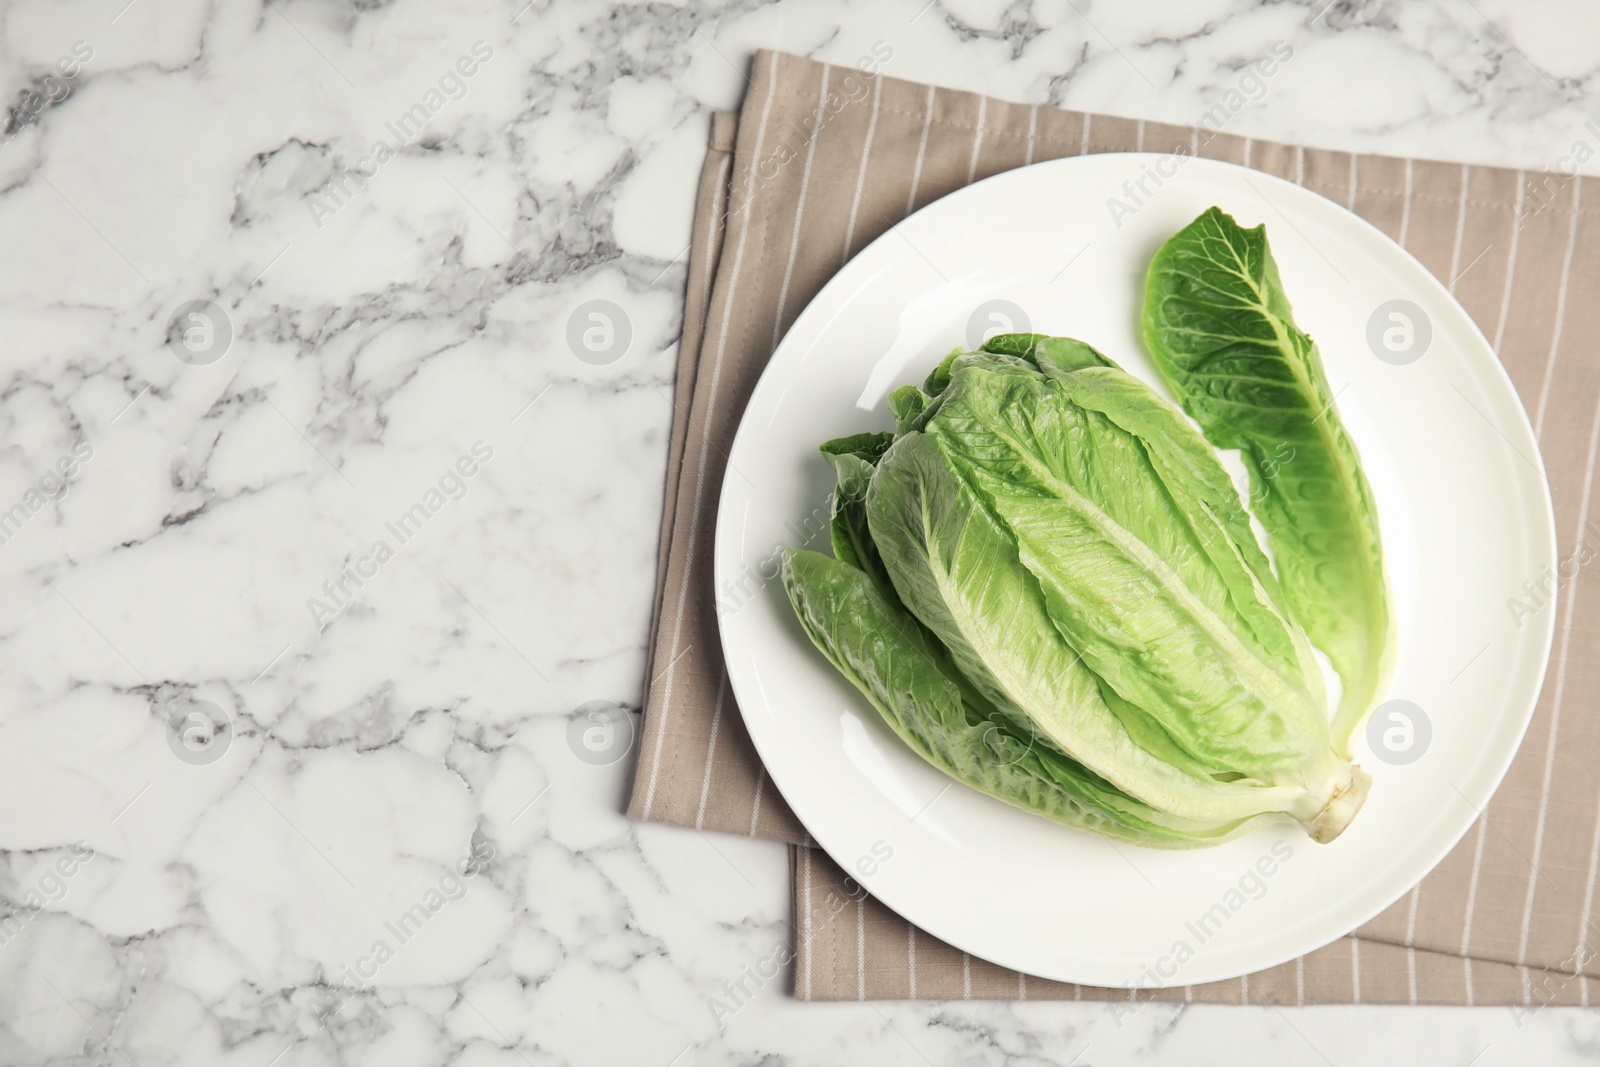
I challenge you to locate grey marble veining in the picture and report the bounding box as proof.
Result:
[0,0,1596,1064]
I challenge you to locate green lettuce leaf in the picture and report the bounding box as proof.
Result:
[781,549,1275,847]
[864,424,1353,829]
[819,432,895,588]
[900,352,1328,773]
[1142,207,1393,751]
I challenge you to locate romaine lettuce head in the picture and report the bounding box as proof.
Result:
[782,333,1370,847]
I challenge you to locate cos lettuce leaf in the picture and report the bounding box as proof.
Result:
[865,389,1363,836]
[1142,207,1393,752]
[916,353,1327,774]
[781,549,1274,847]
[819,431,895,588]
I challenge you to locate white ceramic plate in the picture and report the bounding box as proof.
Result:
[714,153,1557,987]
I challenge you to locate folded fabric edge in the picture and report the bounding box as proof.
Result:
[788,845,1598,1007]
[628,107,742,831]
[642,109,738,684]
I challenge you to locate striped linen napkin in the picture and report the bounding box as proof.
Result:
[631,48,1600,1004]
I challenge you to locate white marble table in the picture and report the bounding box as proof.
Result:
[1,0,1597,1063]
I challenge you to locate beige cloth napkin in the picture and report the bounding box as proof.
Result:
[631,49,1600,1005]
